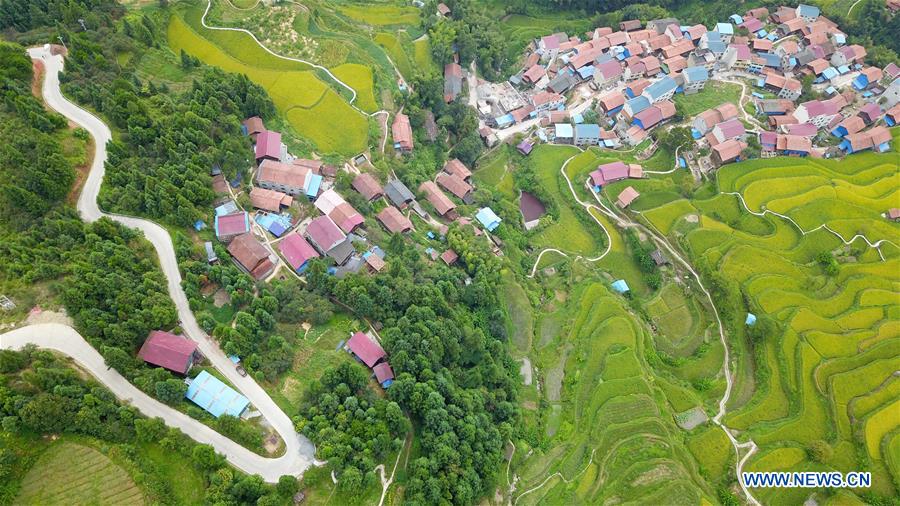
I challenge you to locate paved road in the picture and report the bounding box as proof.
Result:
[0,324,314,482]
[14,46,317,482]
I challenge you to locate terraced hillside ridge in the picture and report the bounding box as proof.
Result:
[14,442,145,505]
[512,281,720,505]
[167,2,369,155]
[634,153,900,505]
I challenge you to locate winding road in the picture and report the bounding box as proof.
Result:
[1,46,318,483]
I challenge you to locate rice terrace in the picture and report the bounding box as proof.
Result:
[1,0,899,505]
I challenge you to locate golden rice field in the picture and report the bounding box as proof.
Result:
[638,153,900,504]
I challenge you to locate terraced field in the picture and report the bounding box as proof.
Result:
[15,442,144,505]
[168,3,370,155]
[513,281,718,505]
[635,153,900,504]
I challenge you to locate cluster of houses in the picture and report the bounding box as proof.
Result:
[477,4,896,168]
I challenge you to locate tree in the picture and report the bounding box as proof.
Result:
[657,126,693,154]
[806,440,833,463]
[276,475,299,496]
[154,379,187,405]
[192,444,226,470]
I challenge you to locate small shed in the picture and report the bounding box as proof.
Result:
[476,207,502,232]
[745,313,757,326]
[611,280,630,293]
[373,362,395,388]
[650,249,669,266]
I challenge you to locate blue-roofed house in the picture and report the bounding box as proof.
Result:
[682,66,709,94]
[554,123,574,143]
[757,29,768,38]
[577,65,595,79]
[745,313,757,326]
[306,173,323,198]
[716,23,734,42]
[624,96,652,117]
[185,370,250,418]
[641,76,678,103]
[611,280,630,293]
[795,3,820,22]
[574,123,602,146]
[729,14,743,25]
[758,53,782,69]
[822,66,839,81]
[475,207,502,232]
[215,200,239,216]
[494,113,514,128]
[571,112,585,124]
[833,33,846,46]
[701,31,727,55]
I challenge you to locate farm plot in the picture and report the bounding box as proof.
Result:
[638,152,900,503]
[15,442,144,505]
[515,281,716,505]
[168,6,368,155]
[336,4,420,26]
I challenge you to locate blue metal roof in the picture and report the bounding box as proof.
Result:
[306,174,323,198]
[215,201,238,216]
[822,67,839,80]
[555,123,574,138]
[716,22,734,35]
[759,53,782,67]
[577,66,595,79]
[643,76,677,100]
[757,29,768,37]
[745,313,757,325]
[575,123,601,138]
[706,31,722,43]
[796,4,820,18]
[475,207,502,231]
[611,280,630,293]
[729,14,743,24]
[708,41,727,54]
[683,66,709,82]
[496,113,514,126]
[572,113,584,124]
[837,65,850,74]
[626,96,651,114]
[833,33,846,44]
[185,370,250,418]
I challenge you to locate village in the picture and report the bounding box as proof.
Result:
[454,3,898,208]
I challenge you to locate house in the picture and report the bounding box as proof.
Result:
[227,233,275,279]
[625,125,649,145]
[796,3,821,22]
[711,139,748,165]
[715,23,734,42]
[683,24,707,42]
[694,103,739,134]
[419,181,457,218]
[328,202,365,234]
[611,279,630,293]
[554,123,575,143]
[776,134,812,155]
[548,72,578,93]
[764,73,802,100]
[625,78,651,98]
[806,58,829,76]
[711,118,746,144]
[633,100,676,130]
[620,19,642,31]
[840,126,892,153]
[858,102,882,125]
[517,140,534,155]
[723,43,752,70]
[214,212,250,243]
[624,96,652,119]
[305,215,352,264]
[385,179,415,209]
[436,2,450,16]
[598,91,626,114]
[650,249,669,266]
[257,159,319,197]
[648,18,679,34]
[853,67,884,91]
[138,330,198,375]
[661,38,695,59]
[771,6,797,23]
[885,103,900,126]
[759,131,777,152]
[642,76,677,103]
[663,55,688,74]
[594,60,624,87]
[376,206,413,233]
[531,91,565,111]
[831,115,865,137]
[745,7,769,20]
[883,79,900,108]
[373,362,395,388]
[392,113,414,152]
[795,99,841,128]
[365,253,386,273]
[589,161,643,188]
[347,331,387,367]
[888,208,900,220]
[778,18,805,36]
[617,186,640,207]
[242,116,264,139]
[538,33,567,61]
[444,63,463,102]
[574,123,602,145]
[249,187,291,213]
[279,232,319,273]
[436,172,473,201]
[743,18,764,34]
[756,99,795,116]
[440,249,458,265]
[783,122,818,137]
[313,188,346,215]
[186,370,249,418]
[831,45,866,67]
[681,66,709,94]
[522,64,546,85]
[443,158,472,181]
[476,207,502,232]
[254,130,281,163]
[352,173,384,201]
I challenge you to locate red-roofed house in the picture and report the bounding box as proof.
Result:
[138,331,199,374]
[227,233,275,280]
[243,116,265,139]
[329,202,365,234]
[436,172,473,201]
[215,212,250,243]
[392,113,414,152]
[373,362,395,386]
[443,158,472,181]
[352,173,384,201]
[617,186,640,207]
[279,232,319,273]
[346,332,386,368]
[711,118,746,144]
[712,139,748,166]
[376,206,413,233]
[420,181,457,218]
[254,130,281,162]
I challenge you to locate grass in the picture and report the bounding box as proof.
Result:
[529,145,600,256]
[15,442,144,505]
[474,145,516,199]
[413,37,435,71]
[336,4,420,26]
[168,5,368,155]
[331,63,379,113]
[673,81,742,119]
[374,32,414,80]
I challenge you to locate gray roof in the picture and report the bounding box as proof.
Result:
[327,239,355,265]
[385,179,415,206]
[549,73,578,93]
